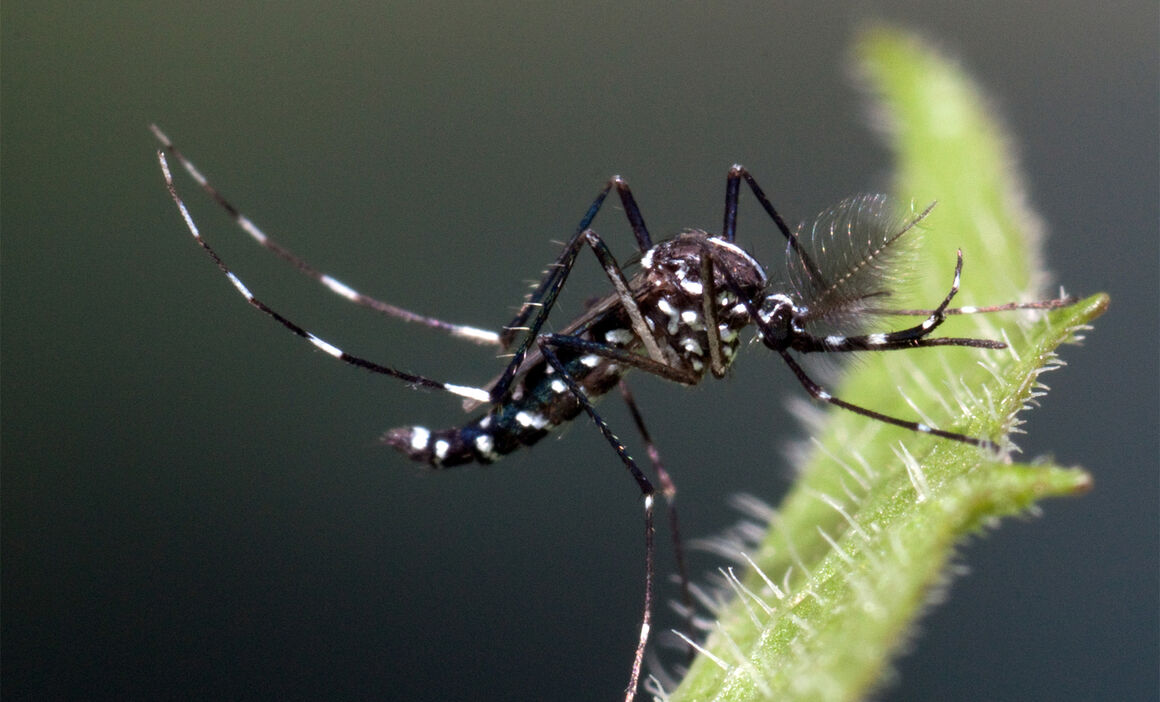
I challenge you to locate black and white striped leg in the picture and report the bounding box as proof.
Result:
[797,253,1077,354]
[879,296,1078,317]
[757,251,996,448]
[150,125,502,347]
[776,348,997,450]
[873,248,964,344]
[800,332,1007,354]
[617,381,695,664]
[536,342,655,702]
[156,150,494,405]
[796,250,981,353]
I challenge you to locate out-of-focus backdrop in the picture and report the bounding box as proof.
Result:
[4,3,1155,700]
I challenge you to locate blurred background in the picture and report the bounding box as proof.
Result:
[3,3,1155,700]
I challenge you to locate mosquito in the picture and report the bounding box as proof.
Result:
[151,125,1074,700]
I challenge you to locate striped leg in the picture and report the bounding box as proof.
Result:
[150,125,500,346]
[617,381,695,663]
[156,150,493,405]
[752,251,1000,449]
[775,348,998,450]
[536,342,655,702]
[879,295,1077,317]
[798,249,966,353]
[796,252,1078,354]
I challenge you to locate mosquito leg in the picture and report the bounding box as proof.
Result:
[796,332,1007,353]
[753,248,996,448]
[723,165,824,285]
[150,126,502,347]
[613,176,654,252]
[879,296,1078,317]
[802,249,965,355]
[490,226,675,404]
[696,246,730,377]
[579,229,668,363]
[618,381,695,663]
[501,176,654,349]
[537,342,655,702]
[487,229,607,403]
[156,151,494,404]
[539,334,700,385]
[723,165,792,243]
[500,187,611,349]
[776,347,997,450]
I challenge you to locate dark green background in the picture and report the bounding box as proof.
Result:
[4,3,1156,700]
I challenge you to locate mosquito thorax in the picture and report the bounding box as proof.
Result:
[635,231,767,376]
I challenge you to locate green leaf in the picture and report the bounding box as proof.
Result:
[665,26,1107,702]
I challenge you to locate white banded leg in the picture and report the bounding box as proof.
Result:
[536,341,656,702]
[150,125,500,347]
[775,348,999,450]
[879,294,1077,317]
[156,150,492,405]
[617,381,695,663]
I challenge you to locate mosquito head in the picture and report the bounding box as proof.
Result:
[755,293,799,350]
